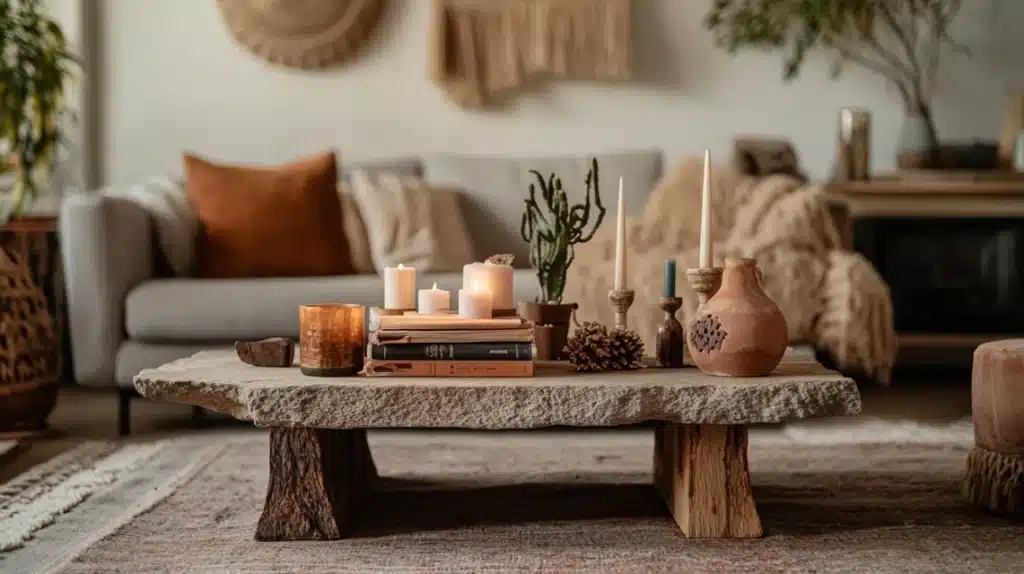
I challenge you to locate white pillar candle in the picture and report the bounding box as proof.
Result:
[417,283,451,315]
[463,261,514,310]
[458,280,493,319]
[383,263,416,310]
[699,150,713,268]
[613,177,627,290]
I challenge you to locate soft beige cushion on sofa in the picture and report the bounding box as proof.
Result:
[116,175,196,277]
[422,150,662,268]
[339,185,374,274]
[349,170,474,273]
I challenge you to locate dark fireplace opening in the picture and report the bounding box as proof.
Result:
[854,217,1024,334]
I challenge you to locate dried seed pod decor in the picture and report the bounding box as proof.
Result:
[565,321,645,373]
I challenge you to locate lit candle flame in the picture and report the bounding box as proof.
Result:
[397,263,404,270]
[432,282,438,290]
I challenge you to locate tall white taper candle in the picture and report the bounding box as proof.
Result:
[699,150,713,268]
[614,177,626,290]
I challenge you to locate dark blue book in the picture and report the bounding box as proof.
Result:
[368,342,533,361]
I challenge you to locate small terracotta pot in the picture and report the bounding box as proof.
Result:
[518,301,578,360]
[686,258,787,377]
[532,325,554,361]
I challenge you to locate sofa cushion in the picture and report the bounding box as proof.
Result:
[113,176,197,277]
[422,150,662,267]
[339,185,375,274]
[184,151,355,279]
[349,170,474,273]
[124,271,542,341]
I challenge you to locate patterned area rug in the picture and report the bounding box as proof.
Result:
[2,421,1022,574]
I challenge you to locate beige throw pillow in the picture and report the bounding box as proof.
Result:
[339,183,374,274]
[116,175,197,277]
[349,170,474,273]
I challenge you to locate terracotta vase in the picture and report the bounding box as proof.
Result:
[518,301,578,360]
[686,258,787,377]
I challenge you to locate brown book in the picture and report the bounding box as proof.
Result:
[363,360,534,378]
[370,328,534,345]
[371,314,526,332]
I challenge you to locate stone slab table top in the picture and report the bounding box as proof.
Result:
[134,350,862,430]
[135,349,862,542]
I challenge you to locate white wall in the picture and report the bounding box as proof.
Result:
[44,0,91,194]
[98,0,1024,187]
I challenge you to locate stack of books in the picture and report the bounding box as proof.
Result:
[364,313,535,377]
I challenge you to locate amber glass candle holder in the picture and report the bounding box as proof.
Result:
[299,304,365,377]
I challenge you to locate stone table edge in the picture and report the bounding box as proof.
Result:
[134,354,862,430]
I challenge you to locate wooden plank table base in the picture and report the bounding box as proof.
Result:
[257,428,377,541]
[135,350,861,541]
[654,424,761,538]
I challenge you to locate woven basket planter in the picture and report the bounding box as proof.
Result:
[0,247,58,436]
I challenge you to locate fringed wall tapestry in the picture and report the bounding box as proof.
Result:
[430,0,633,109]
[216,0,387,70]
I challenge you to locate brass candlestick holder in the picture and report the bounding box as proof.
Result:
[656,296,684,368]
[608,289,635,330]
[686,267,723,306]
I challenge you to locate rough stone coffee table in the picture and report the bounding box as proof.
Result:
[135,350,861,541]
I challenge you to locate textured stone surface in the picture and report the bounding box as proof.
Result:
[134,350,861,430]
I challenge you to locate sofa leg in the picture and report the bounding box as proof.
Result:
[191,405,205,428]
[118,389,133,436]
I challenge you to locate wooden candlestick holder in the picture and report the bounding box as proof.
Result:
[686,267,723,306]
[656,297,684,368]
[609,289,635,330]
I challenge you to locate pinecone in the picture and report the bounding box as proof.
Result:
[565,321,645,372]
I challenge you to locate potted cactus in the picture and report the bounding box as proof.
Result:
[518,158,606,359]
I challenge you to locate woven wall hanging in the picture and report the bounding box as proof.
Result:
[430,0,633,109]
[216,0,387,70]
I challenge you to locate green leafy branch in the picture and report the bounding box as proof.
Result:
[705,0,967,149]
[0,0,79,221]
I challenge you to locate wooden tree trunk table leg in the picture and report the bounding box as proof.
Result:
[256,427,377,541]
[653,423,763,538]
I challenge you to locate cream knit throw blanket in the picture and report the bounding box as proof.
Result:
[430,0,631,108]
[565,157,897,384]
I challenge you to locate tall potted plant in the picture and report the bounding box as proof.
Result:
[0,0,78,220]
[518,158,606,359]
[705,0,967,166]
[0,0,76,436]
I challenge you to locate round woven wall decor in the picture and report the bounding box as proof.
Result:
[216,0,387,70]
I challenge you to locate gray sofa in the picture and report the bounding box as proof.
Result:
[59,150,664,434]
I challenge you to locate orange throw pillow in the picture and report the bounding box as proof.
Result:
[184,151,355,278]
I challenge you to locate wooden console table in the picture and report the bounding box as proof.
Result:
[135,350,860,541]
[826,176,1024,367]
